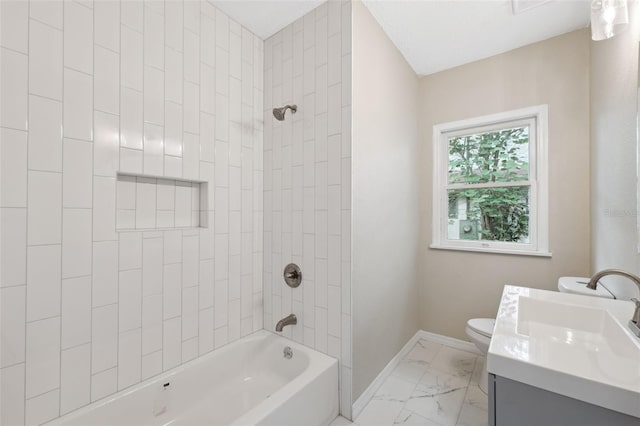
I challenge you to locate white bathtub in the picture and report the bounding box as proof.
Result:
[47,331,339,426]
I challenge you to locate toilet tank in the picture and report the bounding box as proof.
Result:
[557,276,614,299]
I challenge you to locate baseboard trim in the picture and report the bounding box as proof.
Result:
[352,329,481,419]
[416,330,482,355]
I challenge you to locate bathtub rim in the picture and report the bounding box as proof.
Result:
[45,330,338,426]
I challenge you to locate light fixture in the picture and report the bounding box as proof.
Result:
[591,0,629,41]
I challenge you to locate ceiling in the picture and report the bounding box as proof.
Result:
[211,0,591,76]
[212,0,325,39]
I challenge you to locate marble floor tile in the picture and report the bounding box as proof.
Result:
[430,346,477,380]
[456,385,488,426]
[374,375,417,403]
[393,409,441,425]
[356,399,406,426]
[390,359,430,384]
[405,340,442,364]
[404,386,467,426]
[353,339,488,426]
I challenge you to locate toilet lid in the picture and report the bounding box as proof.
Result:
[468,318,495,338]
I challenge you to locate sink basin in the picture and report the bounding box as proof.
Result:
[488,286,640,418]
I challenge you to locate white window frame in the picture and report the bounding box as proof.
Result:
[431,105,551,257]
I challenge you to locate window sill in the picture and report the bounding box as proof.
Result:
[429,243,552,258]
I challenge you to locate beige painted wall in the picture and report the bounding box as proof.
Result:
[590,1,640,300]
[418,29,591,340]
[352,1,420,400]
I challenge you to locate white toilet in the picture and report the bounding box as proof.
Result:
[465,276,617,394]
[464,318,495,393]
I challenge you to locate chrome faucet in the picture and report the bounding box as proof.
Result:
[587,269,640,337]
[275,314,297,332]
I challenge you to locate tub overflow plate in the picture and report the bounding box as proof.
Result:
[283,263,302,288]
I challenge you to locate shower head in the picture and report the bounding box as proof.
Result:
[272,104,297,121]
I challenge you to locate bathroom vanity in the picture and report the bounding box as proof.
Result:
[487,286,640,426]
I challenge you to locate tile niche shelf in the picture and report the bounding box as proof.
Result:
[115,173,208,231]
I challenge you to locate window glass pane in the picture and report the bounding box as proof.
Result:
[448,126,529,184]
[447,186,530,243]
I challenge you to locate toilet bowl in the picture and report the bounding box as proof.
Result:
[464,318,495,394]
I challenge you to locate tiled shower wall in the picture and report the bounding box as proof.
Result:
[263,0,353,418]
[0,1,264,424]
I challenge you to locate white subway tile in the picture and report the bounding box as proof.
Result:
[199,308,214,354]
[25,389,59,426]
[215,11,229,49]
[143,124,164,177]
[62,208,92,278]
[165,155,183,178]
[92,241,118,307]
[184,82,200,133]
[201,64,216,114]
[26,245,61,322]
[93,112,119,177]
[29,20,63,100]
[214,280,228,327]
[144,66,164,125]
[165,102,184,157]
[95,47,120,114]
[165,1,184,52]
[163,263,182,319]
[164,230,182,264]
[0,48,28,129]
[28,95,62,172]
[165,48,183,104]
[216,47,229,96]
[64,68,93,141]
[181,286,198,340]
[121,0,143,32]
[141,351,162,380]
[0,286,25,367]
[0,363,25,425]
[64,1,93,74]
[200,112,215,162]
[1,208,27,287]
[91,304,117,373]
[163,317,181,370]
[182,133,200,180]
[119,231,142,270]
[95,0,120,52]
[61,274,92,348]
[120,148,143,174]
[91,367,117,402]
[63,138,93,208]
[30,0,62,29]
[142,294,162,354]
[175,182,192,227]
[134,177,156,229]
[0,0,28,53]
[117,175,136,211]
[25,317,60,398]
[120,87,144,150]
[60,343,91,414]
[201,15,216,67]
[121,26,143,91]
[142,237,163,296]
[184,0,200,33]
[118,328,142,390]
[144,7,164,69]
[185,30,200,83]
[1,128,27,207]
[119,269,142,332]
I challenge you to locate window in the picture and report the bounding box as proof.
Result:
[431,105,550,256]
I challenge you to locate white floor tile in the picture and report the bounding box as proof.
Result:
[356,339,488,426]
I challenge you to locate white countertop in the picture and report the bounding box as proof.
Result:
[487,285,640,418]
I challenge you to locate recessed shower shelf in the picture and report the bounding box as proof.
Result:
[115,172,209,231]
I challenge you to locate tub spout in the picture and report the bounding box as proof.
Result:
[275,314,297,332]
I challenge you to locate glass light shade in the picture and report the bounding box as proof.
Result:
[591,0,629,41]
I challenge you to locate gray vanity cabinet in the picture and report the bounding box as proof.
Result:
[488,374,640,426]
